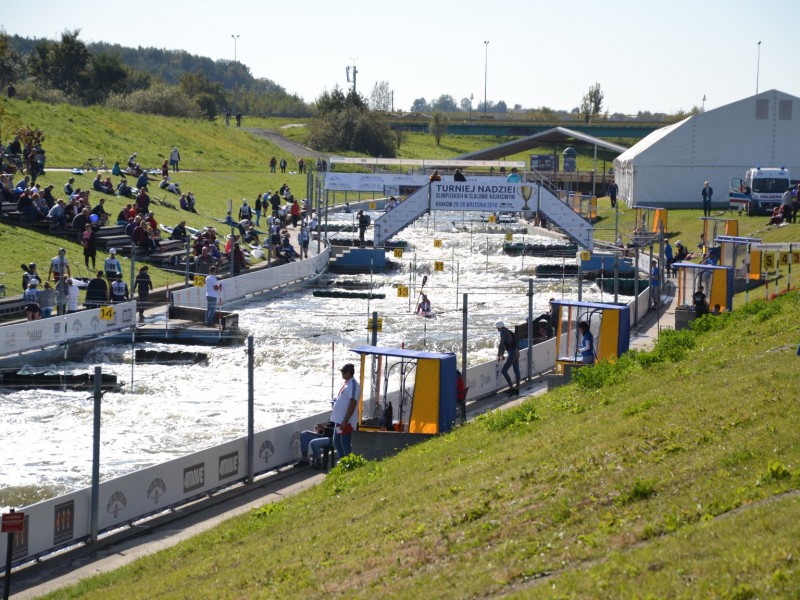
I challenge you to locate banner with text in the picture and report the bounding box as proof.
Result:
[323,172,429,192]
[430,182,538,213]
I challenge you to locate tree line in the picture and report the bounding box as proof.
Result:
[0,30,310,119]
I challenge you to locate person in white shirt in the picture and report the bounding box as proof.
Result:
[204,266,222,326]
[330,363,360,458]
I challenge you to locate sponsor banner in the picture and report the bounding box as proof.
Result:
[329,157,526,169]
[0,412,327,564]
[0,302,137,358]
[430,182,537,213]
[323,173,429,192]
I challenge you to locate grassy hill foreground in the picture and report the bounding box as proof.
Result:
[46,291,800,598]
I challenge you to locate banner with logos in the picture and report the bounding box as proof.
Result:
[323,173,429,192]
[430,181,538,213]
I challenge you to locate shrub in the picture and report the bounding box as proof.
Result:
[105,83,202,119]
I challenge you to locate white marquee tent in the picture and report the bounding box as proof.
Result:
[614,90,800,208]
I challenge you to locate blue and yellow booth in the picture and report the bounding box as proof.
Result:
[716,235,763,285]
[349,346,457,459]
[551,300,630,374]
[673,262,734,311]
[632,206,668,244]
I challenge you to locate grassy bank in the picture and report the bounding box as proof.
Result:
[44,290,800,598]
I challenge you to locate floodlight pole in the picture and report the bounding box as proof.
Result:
[231,34,240,63]
[483,41,489,113]
[755,41,761,94]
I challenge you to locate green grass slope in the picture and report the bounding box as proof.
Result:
[46,292,800,599]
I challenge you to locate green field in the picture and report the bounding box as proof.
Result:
[42,290,800,598]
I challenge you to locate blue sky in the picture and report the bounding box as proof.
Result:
[3,0,798,115]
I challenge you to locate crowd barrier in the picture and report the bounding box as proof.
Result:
[169,247,329,308]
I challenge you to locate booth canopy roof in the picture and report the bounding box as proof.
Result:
[550,300,629,311]
[455,127,628,161]
[349,345,456,361]
[672,262,734,272]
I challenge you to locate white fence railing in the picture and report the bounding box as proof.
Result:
[170,247,329,308]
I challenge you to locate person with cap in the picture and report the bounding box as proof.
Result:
[169,147,181,172]
[110,272,129,303]
[238,199,252,221]
[48,247,71,283]
[104,248,122,280]
[330,362,361,459]
[22,262,40,291]
[204,266,222,326]
[496,321,520,396]
[23,279,41,321]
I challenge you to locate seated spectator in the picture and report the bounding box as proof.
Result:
[195,245,217,273]
[125,216,139,237]
[117,204,132,225]
[170,220,188,241]
[186,191,197,213]
[767,206,783,226]
[64,177,75,196]
[243,224,259,245]
[136,187,151,214]
[116,178,132,198]
[231,242,246,274]
[144,212,159,232]
[72,207,91,234]
[16,190,36,221]
[179,193,190,211]
[112,161,121,176]
[132,218,149,252]
[47,199,67,229]
[159,176,181,194]
[91,197,111,226]
[42,184,56,208]
[30,193,49,221]
[93,174,113,194]
[161,159,169,178]
[136,172,150,190]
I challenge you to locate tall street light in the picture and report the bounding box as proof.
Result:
[755,40,761,94]
[470,93,474,121]
[483,41,489,114]
[231,34,240,63]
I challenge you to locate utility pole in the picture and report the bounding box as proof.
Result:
[483,41,489,114]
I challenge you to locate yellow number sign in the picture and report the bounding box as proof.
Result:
[367,317,383,332]
[488,215,496,223]
[779,252,790,267]
[505,232,513,241]
[433,239,442,248]
[99,306,115,321]
[434,261,444,272]
[580,251,591,261]
[369,202,376,210]
[393,248,404,258]
[792,251,800,264]
[397,285,409,297]
[194,275,206,287]
[764,253,776,269]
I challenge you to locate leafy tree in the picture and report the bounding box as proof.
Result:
[430,111,448,146]
[308,104,395,157]
[369,80,392,111]
[85,53,129,104]
[0,31,25,88]
[580,82,604,123]
[392,126,407,150]
[477,100,494,113]
[410,97,429,113]
[460,97,472,112]
[29,30,90,98]
[495,100,507,113]
[431,94,457,112]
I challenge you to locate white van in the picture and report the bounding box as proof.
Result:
[729,167,792,215]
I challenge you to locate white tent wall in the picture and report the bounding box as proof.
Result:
[614,90,800,208]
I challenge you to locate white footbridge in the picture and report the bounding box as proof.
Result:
[324,158,594,250]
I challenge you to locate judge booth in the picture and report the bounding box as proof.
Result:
[715,235,764,290]
[349,346,457,460]
[551,300,630,375]
[673,263,734,329]
[632,206,668,245]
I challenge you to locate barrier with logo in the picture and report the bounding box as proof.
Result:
[0,301,137,358]
[170,247,329,308]
[0,411,327,565]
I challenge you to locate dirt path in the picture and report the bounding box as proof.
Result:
[244,127,325,160]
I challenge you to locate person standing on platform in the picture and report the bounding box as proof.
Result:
[133,265,153,323]
[357,210,370,247]
[650,259,661,310]
[496,321,520,395]
[205,266,222,326]
[104,248,122,280]
[331,363,360,459]
[664,240,674,278]
[701,181,713,217]
[693,285,708,316]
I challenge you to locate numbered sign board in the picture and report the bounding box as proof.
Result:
[366,317,383,332]
[393,248,404,258]
[434,261,444,272]
[99,306,115,321]
[433,239,442,248]
[194,275,206,287]
[397,285,409,297]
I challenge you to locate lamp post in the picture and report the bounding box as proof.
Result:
[470,93,474,120]
[755,40,761,94]
[231,34,240,63]
[483,41,489,114]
